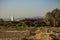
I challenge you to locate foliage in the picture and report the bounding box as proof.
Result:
[0,8,60,29]
[45,8,60,27]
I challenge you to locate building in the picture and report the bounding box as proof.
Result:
[11,16,14,21]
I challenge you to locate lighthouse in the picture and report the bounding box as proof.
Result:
[11,16,14,21]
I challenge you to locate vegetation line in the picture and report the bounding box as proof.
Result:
[0,8,60,29]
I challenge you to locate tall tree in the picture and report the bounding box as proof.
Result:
[52,8,59,27]
[45,8,60,27]
[45,12,52,26]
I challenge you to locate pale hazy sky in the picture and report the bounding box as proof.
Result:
[0,0,60,18]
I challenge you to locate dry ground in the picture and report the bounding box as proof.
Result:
[0,27,60,40]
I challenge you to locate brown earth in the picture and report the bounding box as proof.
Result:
[0,27,60,40]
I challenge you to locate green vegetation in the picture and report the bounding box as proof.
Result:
[45,8,60,27]
[0,8,60,29]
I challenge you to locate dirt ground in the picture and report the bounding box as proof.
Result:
[0,27,60,40]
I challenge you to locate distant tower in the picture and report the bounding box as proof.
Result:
[11,16,14,21]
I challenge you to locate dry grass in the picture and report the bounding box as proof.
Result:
[0,27,60,40]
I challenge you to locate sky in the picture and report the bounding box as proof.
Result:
[0,0,60,18]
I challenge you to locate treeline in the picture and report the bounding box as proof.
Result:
[0,18,46,28]
[0,8,60,29]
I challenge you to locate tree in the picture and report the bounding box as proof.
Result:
[21,22,27,28]
[16,23,22,28]
[45,12,53,26]
[51,8,60,27]
[34,21,39,27]
[0,18,4,26]
[45,8,60,27]
[34,21,42,27]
